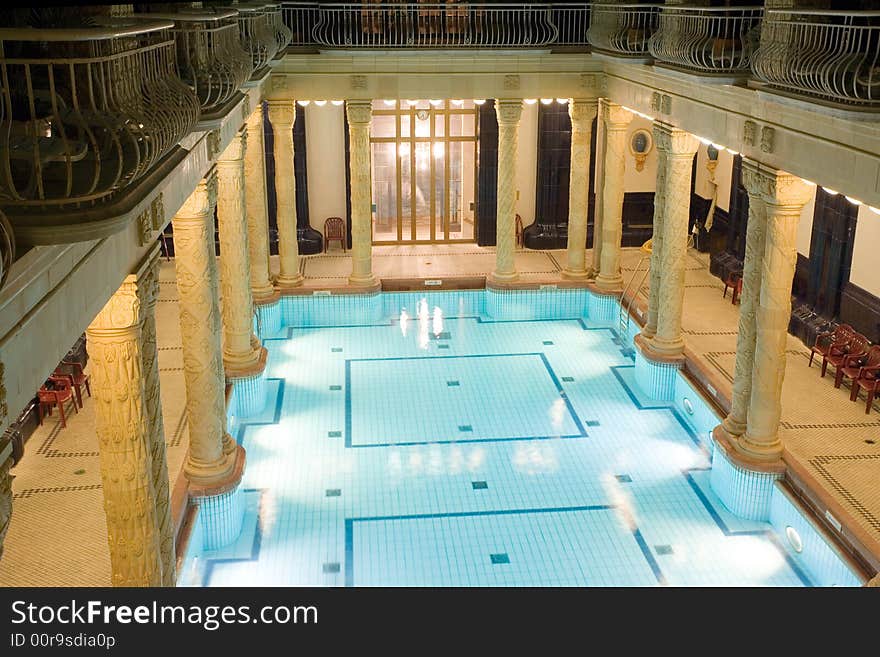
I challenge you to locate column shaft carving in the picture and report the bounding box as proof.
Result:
[87,279,162,587]
[643,126,668,338]
[173,173,237,486]
[346,100,377,286]
[595,102,634,292]
[217,130,262,374]
[562,99,598,280]
[0,450,12,562]
[740,171,813,461]
[591,110,608,276]
[490,99,524,284]
[266,100,304,288]
[139,250,175,586]
[722,161,769,438]
[650,125,699,357]
[244,104,275,302]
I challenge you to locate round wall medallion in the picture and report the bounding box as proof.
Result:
[629,128,653,172]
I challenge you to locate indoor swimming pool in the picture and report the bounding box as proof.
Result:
[179,289,859,587]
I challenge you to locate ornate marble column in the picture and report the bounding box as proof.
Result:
[244,104,276,303]
[138,247,175,586]
[216,130,263,376]
[489,99,523,284]
[739,170,813,461]
[595,102,634,292]
[346,100,378,287]
[642,124,668,339]
[562,99,598,280]
[648,125,699,358]
[87,272,162,587]
[172,172,239,488]
[265,100,304,288]
[721,159,769,438]
[590,102,608,277]
[0,441,12,562]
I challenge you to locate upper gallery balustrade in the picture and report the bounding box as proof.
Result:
[265,2,294,55]
[236,2,283,74]
[752,9,880,109]
[648,6,764,76]
[284,2,591,49]
[0,16,200,212]
[130,7,252,116]
[587,3,661,58]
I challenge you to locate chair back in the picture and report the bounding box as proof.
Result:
[324,217,345,240]
[833,324,855,342]
[865,345,880,368]
[848,333,871,356]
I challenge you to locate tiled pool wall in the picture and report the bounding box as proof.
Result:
[183,286,863,585]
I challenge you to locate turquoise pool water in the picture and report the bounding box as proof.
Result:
[180,290,819,587]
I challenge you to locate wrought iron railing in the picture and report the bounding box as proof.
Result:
[308,3,560,48]
[264,2,293,55]
[0,19,200,208]
[752,9,880,107]
[236,2,280,73]
[552,4,592,47]
[587,3,662,57]
[649,6,763,75]
[0,209,12,291]
[281,2,319,47]
[132,8,251,114]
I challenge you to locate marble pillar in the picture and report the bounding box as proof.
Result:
[138,247,175,586]
[346,100,377,287]
[562,99,598,280]
[649,125,699,357]
[0,442,12,562]
[595,102,633,292]
[590,102,608,278]
[739,170,813,461]
[721,160,769,438]
[216,130,262,375]
[244,104,276,302]
[172,172,238,487]
[87,272,162,587]
[266,100,304,288]
[490,99,524,284]
[642,124,668,339]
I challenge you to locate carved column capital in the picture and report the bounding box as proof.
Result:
[495,99,524,126]
[602,101,634,130]
[90,278,142,333]
[345,99,372,126]
[176,171,218,221]
[741,159,813,209]
[218,129,246,164]
[653,123,700,157]
[568,99,599,130]
[266,99,296,128]
[245,103,264,133]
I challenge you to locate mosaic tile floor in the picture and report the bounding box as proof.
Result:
[184,298,810,587]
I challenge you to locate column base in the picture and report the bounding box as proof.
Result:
[224,346,267,380]
[709,426,785,522]
[647,336,685,359]
[276,273,305,289]
[251,284,278,304]
[348,272,378,287]
[736,431,784,464]
[561,267,590,281]
[594,273,623,293]
[720,414,746,440]
[633,333,684,402]
[184,439,244,491]
[188,445,247,551]
[487,271,519,286]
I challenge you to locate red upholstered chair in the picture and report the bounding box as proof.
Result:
[324,217,346,253]
[837,344,880,390]
[852,356,880,414]
[810,323,855,368]
[822,333,870,380]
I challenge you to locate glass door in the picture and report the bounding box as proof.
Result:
[370,99,478,244]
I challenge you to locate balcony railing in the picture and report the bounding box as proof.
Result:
[236,2,281,73]
[649,6,763,75]
[552,4,592,48]
[131,8,251,115]
[752,9,880,108]
[307,3,562,49]
[0,209,12,291]
[0,19,200,208]
[587,3,661,58]
[282,2,319,47]
[265,2,293,56]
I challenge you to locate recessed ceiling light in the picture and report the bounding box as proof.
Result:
[869,206,880,215]
[451,99,464,105]
[540,98,553,104]
[822,187,839,195]
[331,100,344,106]
[406,99,418,106]
[524,98,538,104]
[384,99,396,106]
[429,99,443,106]
[297,100,310,106]
[473,99,486,105]
[313,100,327,106]
[556,98,569,104]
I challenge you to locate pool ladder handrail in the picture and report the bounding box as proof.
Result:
[618,241,652,342]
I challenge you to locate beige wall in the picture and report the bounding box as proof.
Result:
[850,205,880,296]
[305,103,348,238]
[796,189,817,257]
[515,101,538,225]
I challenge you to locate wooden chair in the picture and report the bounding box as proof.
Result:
[324,217,346,253]
[822,332,870,380]
[810,323,855,367]
[53,361,91,408]
[836,344,880,390]
[723,270,743,305]
[515,213,524,248]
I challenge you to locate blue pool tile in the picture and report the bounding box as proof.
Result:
[490,553,510,565]
[331,347,343,353]
[586,420,601,427]
[561,376,575,382]
[329,385,342,391]
[458,425,473,432]
[615,474,632,483]
[472,481,488,490]
[447,380,460,387]
[328,431,342,438]
[326,489,342,498]
[655,545,674,556]
[323,563,341,573]
[542,340,554,346]
[437,344,450,350]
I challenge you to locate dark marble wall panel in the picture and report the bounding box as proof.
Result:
[524,102,571,250]
[476,100,499,246]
